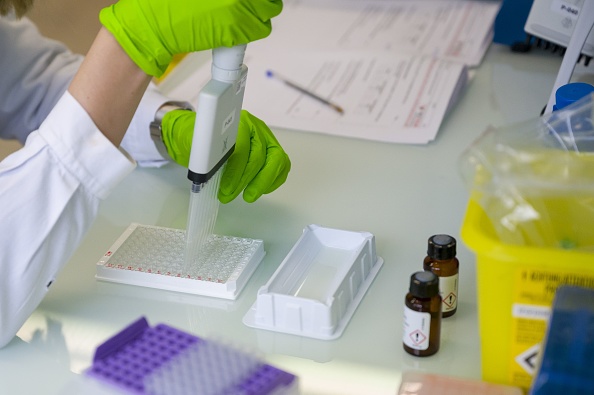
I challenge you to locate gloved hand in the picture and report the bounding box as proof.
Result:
[162,109,291,203]
[99,0,283,77]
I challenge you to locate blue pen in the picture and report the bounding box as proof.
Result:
[266,70,344,114]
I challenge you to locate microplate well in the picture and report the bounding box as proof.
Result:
[96,223,265,300]
[243,224,383,340]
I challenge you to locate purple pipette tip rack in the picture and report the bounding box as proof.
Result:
[86,317,297,395]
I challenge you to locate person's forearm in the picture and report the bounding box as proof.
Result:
[68,27,152,147]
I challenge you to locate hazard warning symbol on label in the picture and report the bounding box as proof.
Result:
[515,343,541,375]
[409,329,427,346]
[443,292,457,308]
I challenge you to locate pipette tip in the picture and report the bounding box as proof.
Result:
[191,182,205,194]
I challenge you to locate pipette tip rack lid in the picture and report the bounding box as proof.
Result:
[96,223,265,300]
[86,317,298,395]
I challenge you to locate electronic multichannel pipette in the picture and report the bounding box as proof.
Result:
[96,45,266,297]
[184,45,248,270]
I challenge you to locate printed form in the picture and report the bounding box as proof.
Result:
[165,0,500,144]
[243,51,467,144]
[249,0,500,67]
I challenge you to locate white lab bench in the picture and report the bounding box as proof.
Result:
[0,44,571,394]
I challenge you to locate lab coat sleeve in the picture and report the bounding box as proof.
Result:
[0,15,82,142]
[0,15,174,167]
[0,91,136,349]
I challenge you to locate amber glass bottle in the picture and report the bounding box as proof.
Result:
[402,271,442,357]
[423,234,459,318]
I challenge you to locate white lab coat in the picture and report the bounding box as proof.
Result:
[0,15,175,348]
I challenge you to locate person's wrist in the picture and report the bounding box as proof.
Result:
[149,101,194,160]
[99,6,170,77]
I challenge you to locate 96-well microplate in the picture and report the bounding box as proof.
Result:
[96,223,265,300]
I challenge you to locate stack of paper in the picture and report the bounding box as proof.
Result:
[166,0,501,145]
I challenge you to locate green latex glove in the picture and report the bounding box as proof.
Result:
[162,109,291,203]
[99,0,283,77]
[161,109,194,168]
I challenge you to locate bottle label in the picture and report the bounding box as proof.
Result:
[439,274,458,312]
[403,306,431,350]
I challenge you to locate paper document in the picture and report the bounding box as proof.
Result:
[249,0,501,67]
[163,0,500,144]
[245,51,467,144]
[166,51,467,145]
